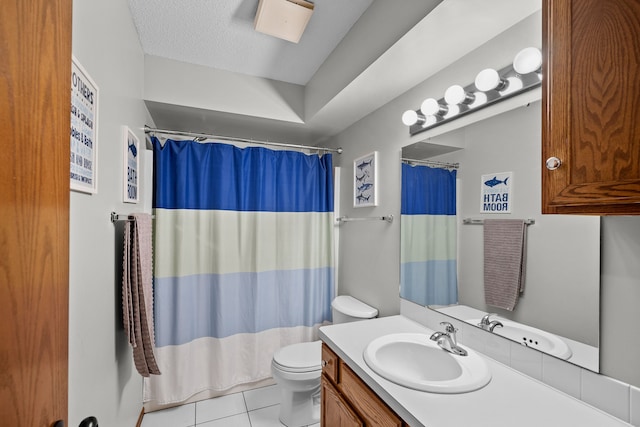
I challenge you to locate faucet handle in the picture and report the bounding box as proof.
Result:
[440,321,457,334]
[480,313,497,325]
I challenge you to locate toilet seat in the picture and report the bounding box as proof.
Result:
[272,340,321,373]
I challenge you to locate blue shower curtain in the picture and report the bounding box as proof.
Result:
[144,138,335,404]
[400,163,458,306]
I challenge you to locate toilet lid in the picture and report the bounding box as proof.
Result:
[273,340,321,373]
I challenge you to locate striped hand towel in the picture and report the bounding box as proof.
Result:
[483,219,528,311]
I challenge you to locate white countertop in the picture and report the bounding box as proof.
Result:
[319,315,630,427]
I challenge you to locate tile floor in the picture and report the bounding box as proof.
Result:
[140,384,320,427]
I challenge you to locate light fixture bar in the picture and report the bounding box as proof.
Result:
[406,61,541,137]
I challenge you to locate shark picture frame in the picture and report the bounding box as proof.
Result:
[123,126,140,204]
[353,151,378,207]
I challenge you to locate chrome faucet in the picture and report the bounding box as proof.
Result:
[430,322,468,356]
[478,313,503,332]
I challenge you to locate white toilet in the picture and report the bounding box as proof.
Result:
[271,295,378,427]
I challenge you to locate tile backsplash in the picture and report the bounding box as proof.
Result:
[400,299,636,425]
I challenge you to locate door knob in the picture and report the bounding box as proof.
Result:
[545,157,562,170]
[79,416,98,427]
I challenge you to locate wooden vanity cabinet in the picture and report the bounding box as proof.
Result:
[321,343,406,427]
[542,0,640,214]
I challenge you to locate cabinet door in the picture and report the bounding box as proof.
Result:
[322,343,339,384]
[542,0,640,214]
[321,376,364,427]
[340,362,403,427]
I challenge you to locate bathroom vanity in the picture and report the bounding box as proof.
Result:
[321,343,405,426]
[319,316,630,427]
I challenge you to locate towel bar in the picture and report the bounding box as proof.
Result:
[462,218,535,225]
[110,211,155,223]
[336,215,394,223]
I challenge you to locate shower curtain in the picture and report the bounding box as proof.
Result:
[144,138,335,404]
[400,163,457,306]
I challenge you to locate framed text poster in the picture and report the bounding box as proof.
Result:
[123,126,139,203]
[353,151,378,207]
[480,171,513,213]
[70,56,99,193]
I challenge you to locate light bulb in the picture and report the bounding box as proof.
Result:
[402,110,424,126]
[475,68,507,92]
[469,91,488,108]
[499,77,523,95]
[423,115,437,127]
[421,98,448,116]
[444,85,475,105]
[513,47,542,75]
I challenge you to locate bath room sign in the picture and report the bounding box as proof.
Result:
[480,171,513,213]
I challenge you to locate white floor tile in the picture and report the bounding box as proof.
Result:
[244,384,281,411]
[196,412,251,427]
[142,403,195,427]
[248,404,287,427]
[196,393,247,424]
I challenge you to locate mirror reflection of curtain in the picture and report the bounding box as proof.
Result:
[144,138,335,405]
[401,163,457,306]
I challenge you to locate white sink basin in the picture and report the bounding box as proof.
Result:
[363,333,491,394]
[467,318,573,360]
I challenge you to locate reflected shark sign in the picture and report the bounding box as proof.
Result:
[480,172,513,213]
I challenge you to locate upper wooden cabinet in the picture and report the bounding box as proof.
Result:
[542,0,640,214]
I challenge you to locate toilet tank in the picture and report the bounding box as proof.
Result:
[331,295,378,324]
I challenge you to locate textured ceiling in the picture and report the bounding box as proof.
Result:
[128,0,542,145]
[128,0,374,85]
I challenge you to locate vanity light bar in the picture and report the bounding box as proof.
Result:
[403,47,542,137]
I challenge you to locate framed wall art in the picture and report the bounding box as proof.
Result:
[70,55,99,194]
[353,151,378,207]
[123,126,140,203]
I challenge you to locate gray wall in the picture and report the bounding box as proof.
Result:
[70,0,151,424]
[600,217,640,387]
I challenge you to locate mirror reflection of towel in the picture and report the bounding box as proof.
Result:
[483,219,527,311]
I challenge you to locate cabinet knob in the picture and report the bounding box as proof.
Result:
[321,360,327,367]
[545,157,562,170]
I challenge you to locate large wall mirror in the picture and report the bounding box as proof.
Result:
[400,101,601,371]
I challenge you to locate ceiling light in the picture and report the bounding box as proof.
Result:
[421,98,448,116]
[254,0,315,43]
[499,77,523,95]
[402,110,425,126]
[513,47,542,75]
[474,68,508,92]
[444,85,476,105]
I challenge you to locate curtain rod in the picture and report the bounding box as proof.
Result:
[144,126,343,154]
[402,157,459,169]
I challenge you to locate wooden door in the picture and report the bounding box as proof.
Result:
[542,0,640,214]
[0,0,72,426]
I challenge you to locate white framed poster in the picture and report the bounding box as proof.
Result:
[70,56,99,194]
[480,171,513,213]
[123,126,139,203]
[353,151,378,207]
